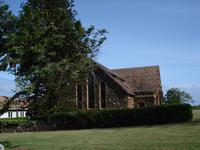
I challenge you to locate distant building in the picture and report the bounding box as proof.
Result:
[0,96,28,118]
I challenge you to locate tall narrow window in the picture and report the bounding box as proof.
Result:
[76,84,82,109]
[88,75,95,109]
[8,111,12,118]
[100,81,106,109]
[20,111,24,117]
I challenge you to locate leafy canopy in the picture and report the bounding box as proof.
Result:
[0,0,107,115]
[164,88,192,104]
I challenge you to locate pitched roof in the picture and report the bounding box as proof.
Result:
[0,96,9,108]
[112,66,162,93]
[0,96,9,103]
[94,61,135,96]
[0,96,28,109]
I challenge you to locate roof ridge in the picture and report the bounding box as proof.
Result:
[112,65,160,71]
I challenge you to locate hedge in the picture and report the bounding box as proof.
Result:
[0,104,192,132]
[0,118,31,132]
[0,117,28,124]
[42,104,193,129]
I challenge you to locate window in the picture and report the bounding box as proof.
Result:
[76,84,82,109]
[16,111,19,117]
[100,81,106,109]
[88,74,95,109]
[8,111,12,118]
[20,111,24,117]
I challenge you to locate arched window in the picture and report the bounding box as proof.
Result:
[100,81,106,109]
[88,74,95,109]
[76,84,82,109]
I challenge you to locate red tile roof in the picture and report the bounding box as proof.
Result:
[112,66,162,93]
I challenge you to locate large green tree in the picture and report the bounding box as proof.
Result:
[0,0,16,61]
[0,0,106,116]
[164,88,192,104]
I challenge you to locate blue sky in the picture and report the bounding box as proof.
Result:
[1,0,200,105]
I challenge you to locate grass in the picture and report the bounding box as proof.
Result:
[0,110,200,150]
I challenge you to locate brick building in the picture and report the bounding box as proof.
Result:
[0,96,28,118]
[75,62,163,110]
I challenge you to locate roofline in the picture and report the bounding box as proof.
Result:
[94,61,135,96]
[93,61,162,96]
[112,65,160,71]
[0,96,11,98]
[112,65,162,93]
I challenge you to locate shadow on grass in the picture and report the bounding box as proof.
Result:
[188,119,200,126]
[0,141,19,149]
[0,141,31,150]
[0,141,32,150]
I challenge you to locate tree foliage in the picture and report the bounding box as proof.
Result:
[0,0,107,116]
[0,1,16,63]
[164,88,192,104]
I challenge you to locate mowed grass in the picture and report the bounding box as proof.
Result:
[1,110,200,150]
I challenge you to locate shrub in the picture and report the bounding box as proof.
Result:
[41,104,192,129]
[0,118,30,130]
[0,118,30,125]
[0,104,192,132]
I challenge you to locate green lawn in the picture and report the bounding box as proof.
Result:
[1,110,200,150]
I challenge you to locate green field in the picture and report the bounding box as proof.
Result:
[1,110,200,150]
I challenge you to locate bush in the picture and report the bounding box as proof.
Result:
[0,104,192,132]
[39,104,192,129]
[0,118,30,129]
[0,118,30,125]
